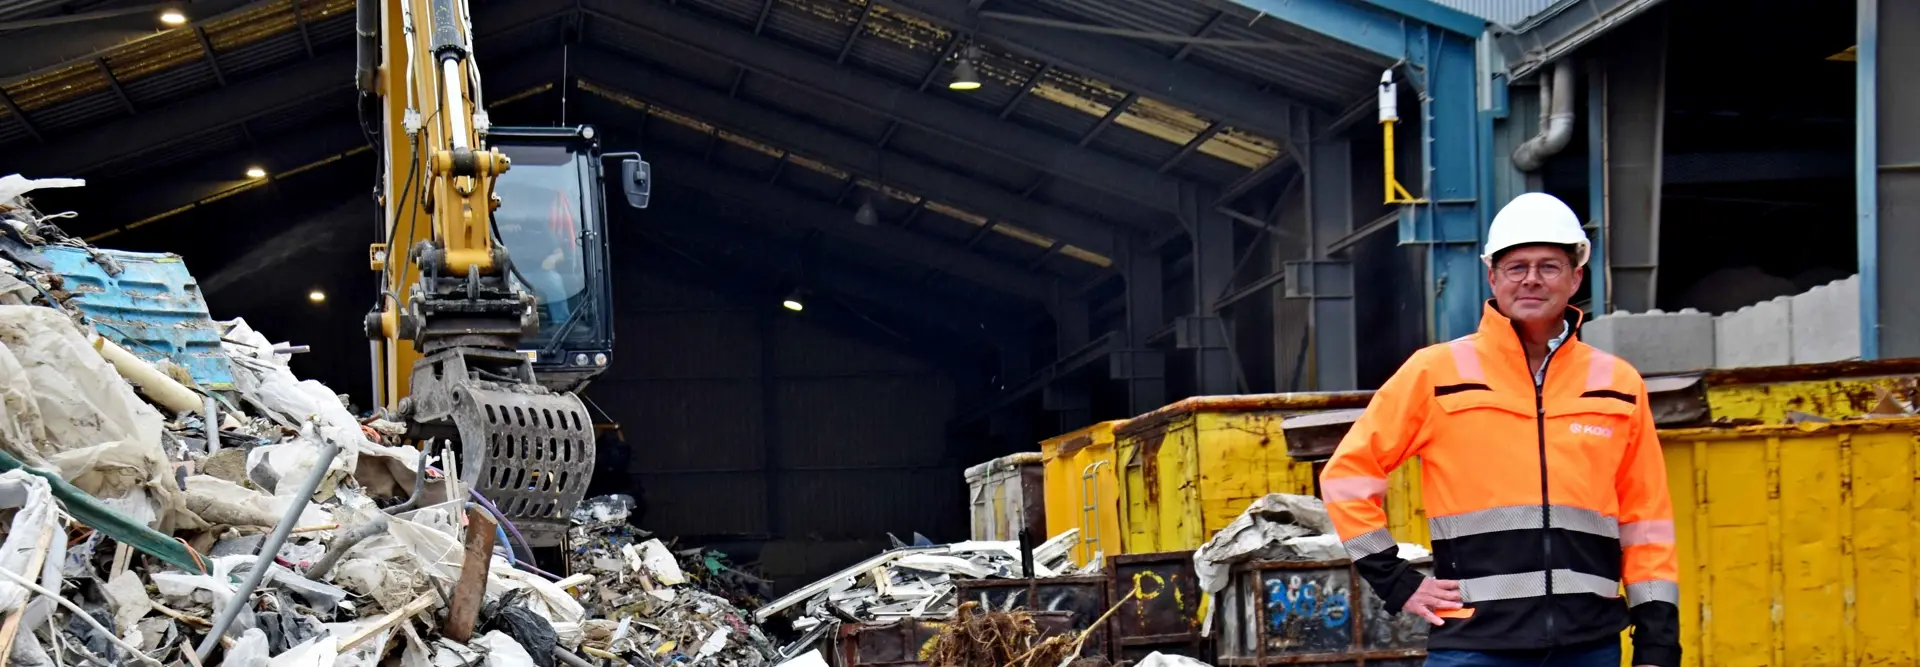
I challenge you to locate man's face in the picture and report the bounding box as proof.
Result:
[1488,245,1583,324]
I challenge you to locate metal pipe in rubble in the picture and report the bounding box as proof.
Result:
[304,513,391,581]
[1511,59,1577,172]
[194,438,342,662]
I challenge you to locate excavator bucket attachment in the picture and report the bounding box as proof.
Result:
[449,383,596,546]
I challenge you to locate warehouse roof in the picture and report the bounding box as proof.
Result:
[0,0,1473,338]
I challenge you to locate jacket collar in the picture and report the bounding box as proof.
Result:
[1475,299,1588,358]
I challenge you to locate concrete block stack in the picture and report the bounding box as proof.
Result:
[1582,308,1717,374]
[1587,274,1862,373]
[1715,296,1792,368]
[1789,275,1861,364]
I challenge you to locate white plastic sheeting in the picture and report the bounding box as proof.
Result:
[0,306,185,530]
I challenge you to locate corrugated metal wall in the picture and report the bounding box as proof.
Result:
[587,257,964,587]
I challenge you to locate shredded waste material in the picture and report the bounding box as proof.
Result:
[0,176,795,667]
[0,173,1232,667]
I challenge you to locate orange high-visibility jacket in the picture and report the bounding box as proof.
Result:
[1321,302,1680,667]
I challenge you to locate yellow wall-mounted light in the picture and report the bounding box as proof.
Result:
[308,289,326,304]
[245,166,267,179]
[159,9,187,25]
[1378,70,1425,205]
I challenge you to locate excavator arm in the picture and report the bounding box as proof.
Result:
[355,0,597,546]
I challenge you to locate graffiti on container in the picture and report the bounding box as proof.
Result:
[1130,568,1188,617]
[1265,574,1351,631]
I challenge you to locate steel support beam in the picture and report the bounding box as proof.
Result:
[0,51,351,176]
[1862,0,1920,358]
[1113,238,1166,415]
[578,0,1185,215]
[194,26,228,87]
[2,0,570,177]
[1182,183,1238,395]
[1045,291,1093,431]
[1285,128,1357,390]
[1226,0,1489,342]
[877,0,1305,142]
[1221,3,1497,351]
[1602,13,1666,314]
[639,146,1055,303]
[1585,59,1608,315]
[955,331,1116,427]
[570,49,1132,253]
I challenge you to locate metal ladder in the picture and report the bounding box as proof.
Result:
[1078,460,1110,564]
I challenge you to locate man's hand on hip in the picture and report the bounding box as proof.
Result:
[1404,577,1463,625]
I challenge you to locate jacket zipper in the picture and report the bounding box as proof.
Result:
[1534,345,1558,640]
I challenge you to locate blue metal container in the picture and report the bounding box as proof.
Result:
[34,246,236,391]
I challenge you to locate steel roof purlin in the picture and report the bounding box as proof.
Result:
[577,0,1190,217]
[570,48,1126,259]
[875,0,1305,142]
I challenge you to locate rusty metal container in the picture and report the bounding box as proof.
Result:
[1214,559,1432,666]
[954,576,1110,658]
[1107,551,1210,663]
[1041,420,1126,567]
[965,451,1047,542]
[1113,393,1372,554]
[834,613,1079,667]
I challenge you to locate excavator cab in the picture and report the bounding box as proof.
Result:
[486,125,648,395]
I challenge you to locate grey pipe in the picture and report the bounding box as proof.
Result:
[195,438,341,662]
[304,513,390,581]
[1511,59,1577,172]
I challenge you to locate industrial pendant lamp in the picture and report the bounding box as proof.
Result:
[782,288,806,312]
[853,195,879,226]
[948,44,983,91]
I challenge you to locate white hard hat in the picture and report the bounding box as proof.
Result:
[1483,192,1590,267]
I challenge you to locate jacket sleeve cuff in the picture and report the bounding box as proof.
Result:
[1355,553,1426,613]
[1630,643,1680,667]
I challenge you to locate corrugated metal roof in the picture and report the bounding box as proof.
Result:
[1431,0,1559,27]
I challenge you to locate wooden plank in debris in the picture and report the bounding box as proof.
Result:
[443,505,498,642]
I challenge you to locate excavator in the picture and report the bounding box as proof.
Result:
[354,0,650,545]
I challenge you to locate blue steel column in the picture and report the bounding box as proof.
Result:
[1401,26,1488,341]
[1217,0,1487,342]
[1861,0,1920,358]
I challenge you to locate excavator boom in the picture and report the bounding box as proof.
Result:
[355,0,641,545]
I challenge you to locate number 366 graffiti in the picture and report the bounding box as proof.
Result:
[1264,574,1351,630]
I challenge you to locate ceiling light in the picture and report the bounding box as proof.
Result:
[949,44,983,91]
[853,198,879,226]
[782,288,805,312]
[307,290,326,303]
[159,9,187,25]
[948,59,982,91]
[245,166,267,179]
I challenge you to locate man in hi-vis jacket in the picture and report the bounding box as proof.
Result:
[1320,193,1681,667]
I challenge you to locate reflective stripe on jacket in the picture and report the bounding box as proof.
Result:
[1320,301,1681,667]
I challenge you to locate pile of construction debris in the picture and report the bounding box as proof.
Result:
[0,174,794,667]
[753,527,1097,641]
